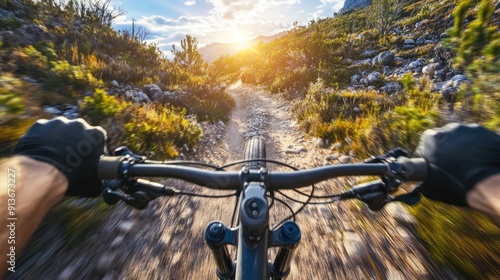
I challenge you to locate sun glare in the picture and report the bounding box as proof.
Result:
[229,31,253,50]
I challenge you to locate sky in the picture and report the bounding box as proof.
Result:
[111,0,345,55]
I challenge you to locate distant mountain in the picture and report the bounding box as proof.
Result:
[199,32,287,63]
[339,0,372,14]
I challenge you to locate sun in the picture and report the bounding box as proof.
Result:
[228,31,253,49]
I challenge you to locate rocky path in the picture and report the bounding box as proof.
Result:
[8,83,455,280]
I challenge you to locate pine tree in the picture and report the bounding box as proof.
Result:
[172,34,206,75]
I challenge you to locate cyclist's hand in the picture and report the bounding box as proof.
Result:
[415,123,500,206]
[13,117,108,197]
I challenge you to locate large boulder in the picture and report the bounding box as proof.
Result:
[351,74,361,85]
[422,62,442,77]
[416,36,426,45]
[380,51,395,66]
[373,51,395,66]
[124,90,151,104]
[379,82,402,94]
[440,75,470,103]
[143,84,163,101]
[403,39,415,49]
[408,58,426,70]
[367,71,381,85]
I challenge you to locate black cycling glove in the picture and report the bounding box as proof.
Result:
[415,123,500,206]
[14,117,108,197]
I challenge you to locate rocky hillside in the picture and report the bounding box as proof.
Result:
[209,1,500,277]
[339,0,372,14]
[0,0,235,157]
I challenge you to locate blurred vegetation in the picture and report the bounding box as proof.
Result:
[0,0,226,261]
[121,104,202,159]
[80,88,128,124]
[409,199,500,279]
[0,0,234,159]
[0,74,38,154]
[447,0,500,129]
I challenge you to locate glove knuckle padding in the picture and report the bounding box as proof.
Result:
[416,123,500,206]
[14,117,107,197]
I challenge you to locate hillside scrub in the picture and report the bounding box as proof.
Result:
[0,0,234,157]
[448,0,500,128]
[121,104,202,160]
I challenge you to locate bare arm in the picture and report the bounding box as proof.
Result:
[467,174,500,227]
[0,156,68,276]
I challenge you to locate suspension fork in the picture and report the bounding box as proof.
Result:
[205,221,237,280]
[206,180,301,279]
[269,221,301,280]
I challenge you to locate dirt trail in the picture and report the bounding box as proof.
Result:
[9,83,455,280]
[119,82,452,279]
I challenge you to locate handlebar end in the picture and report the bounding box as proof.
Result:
[98,156,123,179]
[396,157,428,181]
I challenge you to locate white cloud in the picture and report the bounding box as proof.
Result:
[207,0,300,20]
[184,0,196,6]
[310,9,324,19]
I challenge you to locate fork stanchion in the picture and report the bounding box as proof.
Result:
[205,221,236,280]
[270,221,301,280]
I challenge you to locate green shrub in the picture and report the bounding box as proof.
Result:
[182,84,235,123]
[45,60,102,92]
[409,199,500,279]
[294,79,402,143]
[121,104,202,159]
[356,73,440,156]
[451,0,498,70]
[360,106,439,156]
[0,88,24,122]
[0,84,29,155]
[80,89,128,125]
[448,0,500,129]
[14,45,50,78]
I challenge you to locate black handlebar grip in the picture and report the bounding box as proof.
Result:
[98,156,124,179]
[396,157,428,181]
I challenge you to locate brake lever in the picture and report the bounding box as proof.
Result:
[364,148,415,193]
[102,178,179,209]
[364,148,410,163]
[340,180,420,211]
[113,146,146,163]
[340,180,390,211]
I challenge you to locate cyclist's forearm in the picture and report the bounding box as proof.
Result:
[1,156,68,275]
[467,174,500,227]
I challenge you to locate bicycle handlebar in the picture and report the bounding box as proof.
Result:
[98,156,428,190]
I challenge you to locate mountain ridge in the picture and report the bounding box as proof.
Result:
[199,32,287,62]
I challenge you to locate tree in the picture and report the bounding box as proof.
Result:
[120,18,149,43]
[172,34,206,75]
[367,0,406,38]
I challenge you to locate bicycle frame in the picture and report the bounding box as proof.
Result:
[205,178,301,280]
